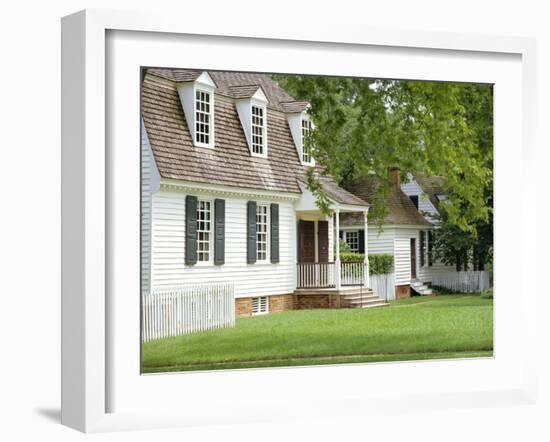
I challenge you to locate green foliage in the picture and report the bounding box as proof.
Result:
[480,288,493,299]
[339,252,364,262]
[272,75,493,234]
[338,252,393,275]
[338,239,352,254]
[368,254,394,275]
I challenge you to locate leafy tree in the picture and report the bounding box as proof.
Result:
[273,75,492,235]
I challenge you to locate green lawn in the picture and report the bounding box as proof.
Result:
[141,294,493,373]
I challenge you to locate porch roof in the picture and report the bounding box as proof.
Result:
[296,176,369,210]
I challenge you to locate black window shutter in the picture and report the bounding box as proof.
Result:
[247,201,257,264]
[358,229,365,253]
[339,230,343,240]
[428,230,434,266]
[420,231,426,267]
[185,195,198,265]
[214,199,225,265]
[270,204,279,263]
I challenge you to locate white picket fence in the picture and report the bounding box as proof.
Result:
[370,273,395,301]
[431,270,490,293]
[142,283,235,342]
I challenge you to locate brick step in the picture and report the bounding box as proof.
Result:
[344,297,389,308]
[349,300,390,309]
[340,288,374,296]
[345,297,387,305]
[361,302,390,309]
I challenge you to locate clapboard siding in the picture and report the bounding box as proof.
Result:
[367,227,395,255]
[393,235,411,286]
[150,190,296,297]
[141,121,160,294]
[342,225,436,286]
[400,179,438,221]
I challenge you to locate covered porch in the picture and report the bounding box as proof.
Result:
[295,178,370,290]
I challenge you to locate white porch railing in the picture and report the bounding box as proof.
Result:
[142,283,235,342]
[431,270,490,293]
[370,273,395,301]
[340,261,366,286]
[296,262,336,288]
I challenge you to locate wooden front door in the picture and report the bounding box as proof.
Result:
[298,220,315,263]
[317,221,329,263]
[410,238,417,279]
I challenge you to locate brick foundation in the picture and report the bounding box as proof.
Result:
[236,292,348,316]
[395,284,411,299]
[269,294,296,313]
[296,294,329,310]
[235,294,296,317]
[235,297,253,317]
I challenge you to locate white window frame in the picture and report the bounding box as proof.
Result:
[251,296,269,315]
[343,230,359,252]
[195,198,213,264]
[251,104,267,157]
[301,116,314,165]
[255,203,270,263]
[247,102,267,158]
[194,88,214,149]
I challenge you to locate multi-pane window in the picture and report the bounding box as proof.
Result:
[344,230,359,252]
[251,105,265,155]
[256,204,268,261]
[196,200,211,262]
[301,118,313,163]
[252,296,268,315]
[195,90,211,145]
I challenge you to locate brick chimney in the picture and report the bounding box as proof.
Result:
[389,167,401,187]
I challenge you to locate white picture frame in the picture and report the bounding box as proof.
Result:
[61,9,537,433]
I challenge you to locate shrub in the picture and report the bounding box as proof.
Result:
[340,252,364,263]
[369,254,393,275]
[339,252,394,275]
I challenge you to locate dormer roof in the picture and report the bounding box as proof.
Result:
[280,101,309,113]
[227,85,267,100]
[412,173,446,209]
[147,68,308,112]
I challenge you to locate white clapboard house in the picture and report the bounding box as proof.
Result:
[400,172,462,279]
[141,68,389,318]
[339,169,434,297]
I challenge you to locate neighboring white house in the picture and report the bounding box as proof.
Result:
[400,173,458,279]
[340,168,433,298]
[141,68,387,317]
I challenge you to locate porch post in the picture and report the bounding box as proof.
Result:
[335,208,341,289]
[364,208,370,288]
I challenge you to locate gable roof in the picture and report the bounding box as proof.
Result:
[340,176,431,227]
[141,68,368,208]
[413,173,446,210]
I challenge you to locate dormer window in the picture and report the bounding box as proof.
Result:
[195,90,212,145]
[251,105,266,155]
[301,118,313,164]
[176,71,216,149]
[233,86,268,157]
[283,103,315,167]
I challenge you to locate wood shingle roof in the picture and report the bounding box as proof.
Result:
[141,68,367,207]
[340,176,431,226]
